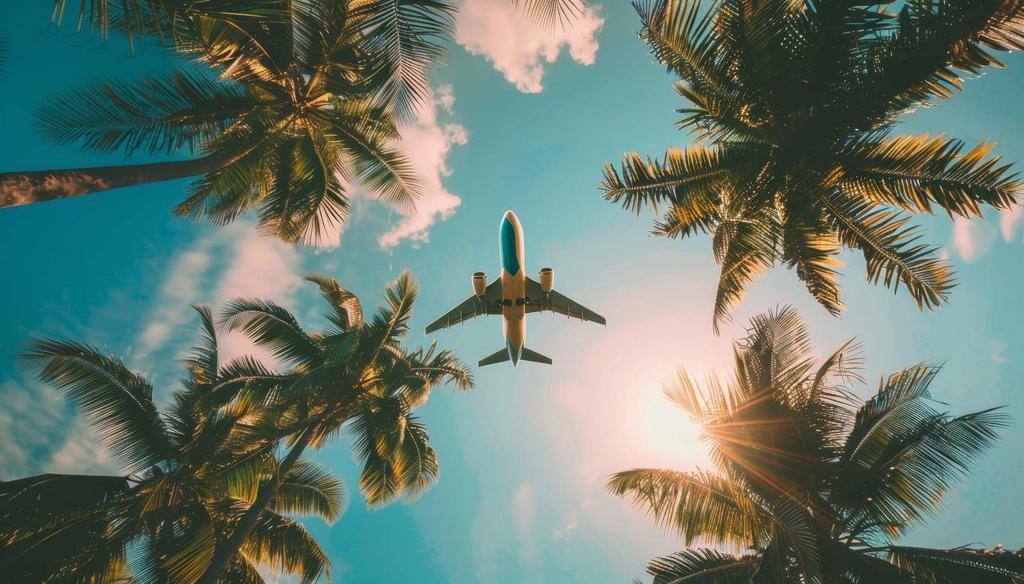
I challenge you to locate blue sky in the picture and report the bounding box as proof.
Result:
[2,1,1024,582]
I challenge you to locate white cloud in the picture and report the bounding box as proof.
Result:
[1000,204,1023,243]
[553,513,579,540]
[135,238,217,362]
[513,482,538,561]
[132,223,303,376]
[378,86,468,248]
[952,216,980,262]
[47,417,117,475]
[0,380,67,478]
[455,0,604,93]
[213,227,303,365]
[314,85,467,250]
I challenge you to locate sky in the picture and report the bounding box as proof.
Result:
[2,2,1024,582]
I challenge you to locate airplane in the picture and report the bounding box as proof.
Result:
[425,210,606,367]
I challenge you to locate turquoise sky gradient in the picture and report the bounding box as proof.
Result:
[2,2,1024,582]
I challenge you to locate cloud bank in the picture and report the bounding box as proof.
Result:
[455,0,604,93]
[378,85,469,248]
[316,85,468,250]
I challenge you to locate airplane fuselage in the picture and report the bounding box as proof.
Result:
[499,210,527,365]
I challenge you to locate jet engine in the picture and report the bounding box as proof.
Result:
[539,267,553,293]
[472,272,487,297]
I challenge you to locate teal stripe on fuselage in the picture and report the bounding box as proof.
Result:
[500,217,520,275]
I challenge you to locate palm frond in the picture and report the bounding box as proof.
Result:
[606,468,765,546]
[305,273,365,333]
[22,339,171,472]
[858,0,1024,129]
[186,304,220,385]
[887,545,1024,583]
[50,0,283,49]
[393,414,439,502]
[841,134,1021,217]
[219,299,320,367]
[258,133,350,245]
[350,395,408,507]
[35,70,255,157]
[823,193,955,310]
[646,548,756,584]
[274,460,346,522]
[711,212,778,333]
[365,271,419,355]
[782,222,844,315]
[602,144,760,215]
[328,102,419,210]
[355,0,456,121]
[515,0,584,29]
[633,0,760,143]
[239,506,330,584]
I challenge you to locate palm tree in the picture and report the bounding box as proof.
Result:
[193,271,473,583]
[0,306,343,583]
[609,307,1022,583]
[3,0,455,244]
[602,0,1024,332]
[48,0,280,52]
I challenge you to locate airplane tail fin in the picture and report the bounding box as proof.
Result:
[478,348,510,367]
[520,347,552,365]
[478,346,552,366]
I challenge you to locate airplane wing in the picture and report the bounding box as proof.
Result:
[525,277,606,325]
[425,279,502,334]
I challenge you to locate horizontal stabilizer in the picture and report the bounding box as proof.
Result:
[520,347,552,365]
[478,348,510,367]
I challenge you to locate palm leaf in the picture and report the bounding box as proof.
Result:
[607,468,765,546]
[305,273,365,333]
[274,460,346,522]
[328,102,419,210]
[602,144,760,215]
[35,70,255,157]
[240,507,330,584]
[516,0,584,29]
[888,545,1024,583]
[782,221,844,315]
[355,0,456,122]
[646,548,756,584]
[219,299,320,367]
[22,340,171,472]
[823,192,955,310]
[710,211,778,333]
[841,134,1021,217]
[185,304,219,385]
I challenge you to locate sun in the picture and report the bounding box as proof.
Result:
[628,383,708,469]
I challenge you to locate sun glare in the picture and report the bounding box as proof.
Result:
[629,384,707,469]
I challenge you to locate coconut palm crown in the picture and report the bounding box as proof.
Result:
[192,270,473,583]
[602,0,1024,332]
[0,306,343,583]
[609,306,1021,583]
[2,0,455,245]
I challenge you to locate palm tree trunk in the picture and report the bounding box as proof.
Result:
[196,426,316,584]
[0,155,228,209]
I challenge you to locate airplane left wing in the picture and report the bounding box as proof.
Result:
[525,278,606,325]
[425,279,502,334]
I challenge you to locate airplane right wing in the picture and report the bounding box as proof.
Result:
[425,279,502,334]
[525,278,606,325]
